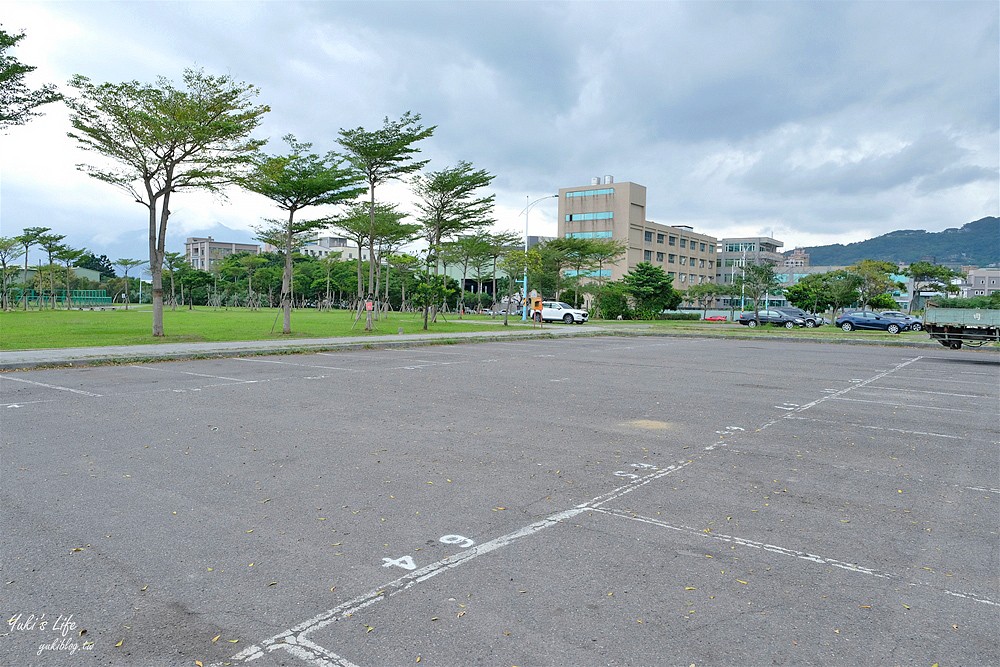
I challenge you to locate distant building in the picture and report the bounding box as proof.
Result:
[715,237,785,309]
[960,267,1000,297]
[185,237,260,271]
[783,248,809,267]
[557,178,717,285]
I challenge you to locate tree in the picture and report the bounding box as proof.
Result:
[783,273,834,314]
[241,135,364,333]
[685,282,724,317]
[114,258,146,309]
[848,260,900,309]
[0,28,62,130]
[16,226,49,310]
[54,245,86,308]
[412,161,495,272]
[483,231,522,309]
[37,231,66,308]
[337,111,435,316]
[546,236,595,307]
[451,234,491,314]
[621,262,681,319]
[737,262,783,323]
[826,269,864,316]
[0,236,25,310]
[906,261,960,311]
[163,251,186,309]
[66,67,269,336]
[77,251,116,278]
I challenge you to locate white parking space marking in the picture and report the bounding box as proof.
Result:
[229,357,360,372]
[591,507,998,608]
[830,397,980,413]
[0,375,102,397]
[219,460,695,666]
[869,386,986,398]
[783,415,961,439]
[965,486,1000,494]
[129,364,252,383]
[3,400,56,408]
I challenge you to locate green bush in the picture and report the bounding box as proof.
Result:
[659,312,701,320]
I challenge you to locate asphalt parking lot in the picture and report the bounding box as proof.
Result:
[2,336,997,666]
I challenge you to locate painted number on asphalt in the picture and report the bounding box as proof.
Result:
[382,534,476,570]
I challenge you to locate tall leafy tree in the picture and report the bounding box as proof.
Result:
[783,272,834,314]
[114,258,146,309]
[0,28,62,130]
[848,259,900,309]
[906,261,960,311]
[0,236,25,310]
[241,135,364,333]
[826,269,864,316]
[737,261,784,322]
[37,231,66,308]
[16,226,50,310]
[622,262,682,319]
[66,67,269,336]
[337,111,434,309]
[77,251,116,278]
[412,161,495,271]
[54,245,86,308]
[163,251,186,309]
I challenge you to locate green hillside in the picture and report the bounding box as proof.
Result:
[802,217,999,267]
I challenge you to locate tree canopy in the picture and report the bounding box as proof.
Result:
[0,28,62,130]
[66,67,269,336]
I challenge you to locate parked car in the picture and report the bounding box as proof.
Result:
[880,311,923,331]
[536,301,589,324]
[704,315,727,322]
[835,311,910,334]
[737,310,806,329]
[774,307,828,328]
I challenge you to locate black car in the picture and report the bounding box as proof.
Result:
[737,310,806,329]
[774,307,827,328]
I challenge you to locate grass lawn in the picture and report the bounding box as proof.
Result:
[0,306,524,350]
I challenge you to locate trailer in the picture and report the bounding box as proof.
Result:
[924,306,1000,349]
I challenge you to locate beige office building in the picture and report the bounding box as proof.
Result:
[557,178,717,286]
[184,237,260,271]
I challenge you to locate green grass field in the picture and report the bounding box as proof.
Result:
[0,307,939,351]
[0,307,522,350]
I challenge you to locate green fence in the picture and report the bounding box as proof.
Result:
[14,289,113,306]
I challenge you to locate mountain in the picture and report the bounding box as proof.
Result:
[800,217,1000,267]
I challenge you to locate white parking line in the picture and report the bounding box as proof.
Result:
[591,507,998,608]
[217,460,695,666]
[0,375,102,397]
[830,397,980,413]
[782,415,961,439]
[129,364,250,382]
[230,358,360,372]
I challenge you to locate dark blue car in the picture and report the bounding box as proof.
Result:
[835,311,910,334]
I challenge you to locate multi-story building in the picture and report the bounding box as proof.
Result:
[184,237,260,271]
[297,235,369,262]
[961,267,1000,297]
[557,178,717,287]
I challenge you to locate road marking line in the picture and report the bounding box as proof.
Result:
[782,415,961,439]
[965,486,1000,494]
[829,397,979,413]
[129,364,248,382]
[230,358,359,372]
[868,386,986,398]
[591,507,998,608]
[0,375,102,397]
[222,461,693,666]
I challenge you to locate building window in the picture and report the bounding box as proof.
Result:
[680,238,687,248]
[566,188,614,198]
[699,259,705,268]
[656,252,664,261]
[680,256,687,265]
[644,250,652,261]
[668,254,676,263]
[566,231,613,239]
[679,273,687,282]
[565,211,613,222]
[644,230,653,242]
[657,233,664,244]
[700,243,706,252]
[668,236,676,246]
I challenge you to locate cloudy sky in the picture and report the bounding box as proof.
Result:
[2,0,997,266]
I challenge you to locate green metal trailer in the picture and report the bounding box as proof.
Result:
[924,306,1000,349]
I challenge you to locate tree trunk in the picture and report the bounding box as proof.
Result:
[282,210,294,334]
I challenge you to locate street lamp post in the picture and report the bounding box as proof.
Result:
[520,194,558,321]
